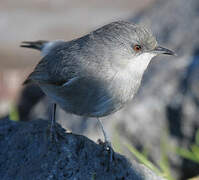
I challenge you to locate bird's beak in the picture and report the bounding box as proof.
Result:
[152,46,176,56]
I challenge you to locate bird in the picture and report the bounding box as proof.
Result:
[21,21,175,158]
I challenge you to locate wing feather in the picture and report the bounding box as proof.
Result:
[23,41,79,86]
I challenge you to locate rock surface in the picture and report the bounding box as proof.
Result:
[0,117,164,180]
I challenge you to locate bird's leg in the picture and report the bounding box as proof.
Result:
[50,103,58,142]
[48,103,65,146]
[97,118,109,142]
[97,118,114,162]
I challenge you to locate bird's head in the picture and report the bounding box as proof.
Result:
[92,21,175,70]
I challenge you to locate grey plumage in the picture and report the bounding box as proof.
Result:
[22,21,175,118]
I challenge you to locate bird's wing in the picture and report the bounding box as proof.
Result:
[23,41,79,86]
[23,56,52,85]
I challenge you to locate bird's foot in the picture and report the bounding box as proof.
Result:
[50,124,59,143]
[47,123,65,144]
[98,139,115,164]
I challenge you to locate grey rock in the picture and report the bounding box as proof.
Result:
[0,118,164,180]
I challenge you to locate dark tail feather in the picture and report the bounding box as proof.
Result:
[20,40,48,51]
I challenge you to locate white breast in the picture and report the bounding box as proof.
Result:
[126,53,156,75]
[111,52,156,101]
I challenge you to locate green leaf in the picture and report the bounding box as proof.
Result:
[191,145,199,161]
[125,143,162,176]
[176,147,199,164]
[195,130,199,146]
[9,104,19,121]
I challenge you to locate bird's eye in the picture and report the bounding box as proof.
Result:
[133,44,142,52]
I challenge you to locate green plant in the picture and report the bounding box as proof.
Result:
[176,129,199,164]
[111,127,175,180]
[9,104,19,121]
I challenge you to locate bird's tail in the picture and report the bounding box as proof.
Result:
[20,40,49,51]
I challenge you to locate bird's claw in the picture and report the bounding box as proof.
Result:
[50,125,59,143]
[98,139,115,163]
[47,123,65,144]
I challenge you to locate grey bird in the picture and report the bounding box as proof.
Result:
[22,21,175,157]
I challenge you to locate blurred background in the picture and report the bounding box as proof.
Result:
[0,0,199,179]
